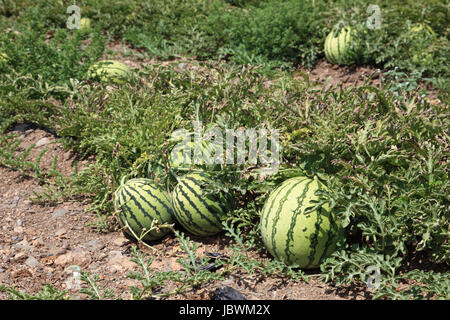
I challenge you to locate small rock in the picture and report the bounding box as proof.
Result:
[25,256,41,268]
[113,237,129,247]
[10,196,20,207]
[12,239,32,251]
[52,208,69,219]
[55,228,67,237]
[14,252,27,262]
[35,137,51,147]
[0,268,4,273]
[86,239,104,252]
[54,251,90,267]
[23,200,33,208]
[13,123,32,132]
[31,239,43,247]
[13,226,24,233]
[211,286,247,300]
[46,246,66,257]
[107,251,136,272]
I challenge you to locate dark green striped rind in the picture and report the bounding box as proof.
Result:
[324,27,353,65]
[115,178,174,241]
[260,176,342,269]
[172,172,229,237]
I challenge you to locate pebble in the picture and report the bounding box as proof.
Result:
[54,250,90,267]
[13,226,24,233]
[25,256,41,268]
[10,196,20,207]
[31,239,44,247]
[113,237,129,247]
[54,228,67,237]
[14,251,27,261]
[52,208,69,219]
[0,268,4,273]
[86,239,105,252]
[12,239,32,251]
[23,200,33,208]
[107,251,136,272]
[212,286,247,300]
[35,137,51,148]
[13,123,32,132]
[46,247,67,257]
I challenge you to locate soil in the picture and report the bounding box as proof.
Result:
[296,60,381,88]
[0,57,378,301]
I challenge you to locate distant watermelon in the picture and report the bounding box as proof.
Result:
[408,24,435,65]
[172,172,231,237]
[87,60,131,84]
[409,23,434,37]
[115,178,174,241]
[0,52,7,63]
[260,176,342,269]
[324,26,355,65]
[169,140,216,169]
[79,18,91,31]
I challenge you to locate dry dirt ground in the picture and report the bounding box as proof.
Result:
[0,60,376,301]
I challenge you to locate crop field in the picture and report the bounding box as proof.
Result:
[0,0,448,302]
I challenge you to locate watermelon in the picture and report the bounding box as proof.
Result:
[0,52,7,63]
[172,172,231,237]
[260,176,342,269]
[169,140,219,170]
[79,18,91,31]
[324,26,355,65]
[87,60,131,84]
[115,178,174,241]
[409,23,434,37]
[408,24,435,65]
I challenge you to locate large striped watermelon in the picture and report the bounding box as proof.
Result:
[260,176,342,269]
[172,172,231,237]
[87,60,131,84]
[324,26,355,65]
[115,178,174,241]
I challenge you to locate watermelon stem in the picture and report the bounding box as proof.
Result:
[121,217,175,251]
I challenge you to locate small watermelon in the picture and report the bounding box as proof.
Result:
[87,60,131,84]
[0,52,8,63]
[260,176,342,269]
[409,23,434,37]
[324,26,356,65]
[408,24,435,65]
[115,178,174,241]
[79,18,91,31]
[172,172,232,237]
[169,140,219,170]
